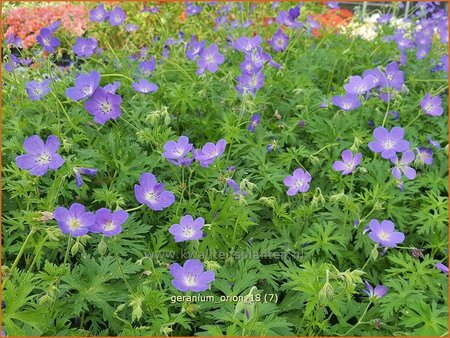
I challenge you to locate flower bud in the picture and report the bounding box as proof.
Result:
[319,282,334,303]
[370,245,379,261]
[98,239,107,256]
[71,241,80,256]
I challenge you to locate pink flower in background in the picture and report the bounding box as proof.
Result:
[4,4,89,49]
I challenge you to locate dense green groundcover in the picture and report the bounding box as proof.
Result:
[2,1,448,336]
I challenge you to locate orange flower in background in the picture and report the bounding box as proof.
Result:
[179,9,186,23]
[311,8,353,38]
[4,4,89,49]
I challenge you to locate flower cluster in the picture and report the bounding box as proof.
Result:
[4,4,88,48]
[310,8,353,37]
[54,203,128,237]
[90,4,127,26]
[383,7,448,64]
[64,70,123,124]
[332,61,406,111]
[168,214,214,292]
[162,136,227,168]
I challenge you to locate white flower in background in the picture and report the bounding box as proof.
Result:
[342,13,412,41]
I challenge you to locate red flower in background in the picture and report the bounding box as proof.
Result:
[4,4,89,49]
[311,8,353,38]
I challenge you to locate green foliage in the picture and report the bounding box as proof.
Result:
[2,1,448,337]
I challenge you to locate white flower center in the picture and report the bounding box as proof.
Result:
[424,103,432,112]
[184,273,198,286]
[104,221,115,231]
[294,179,304,189]
[69,218,81,230]
[145,191,157,202]
[378,231,390,241]
[343,103,350,109]
[205,54,214,64]
[81,85,92,96]
[174,147,184,156]
[37,152,51,165]
[100,102,112,113]
[383,139,394,149]
[345,161,355,171]
[355,85,364,93]
[182,226,194,238]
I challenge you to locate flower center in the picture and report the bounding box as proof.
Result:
[34,87,42,95]
[205,54,214,64]
[104,221,115,231]
[276,38,285,47]
[43,38,50,46]
[145,191,157,202]
[37,152,51,165]
[250,75,258,87]
[174,147,184,156]
[355,85,364,93]
[378,231,390,241]
[184,273,198,286]
[383,139,394,149]
[69,218,81,230]
[294,179,304,189]
[343,103,350,109]
[100,102,112,113]
[387,74,393,81]
[424,103,432,112]
[182,226,194,238]
[80,85,92,96]
[345,161,355,171]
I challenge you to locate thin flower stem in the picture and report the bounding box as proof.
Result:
[310,143,339,157]
[349,173,355,195]
[361,244,378,271]
[405,111,422,129]
[188,168,194,200]
[125,204,144,213]
[342,301,372,336]
[102,73,134,82]
[169,165,182,185]
[412,79,448,82]
[359,207,376,224]
[381,94,391,127]
[2,228,36,287]
[63,235,73,266]
[50,91,77,129]
[41,100,60,134]
[28,235,49,271]
[119,115,139,132]
[45,57,77,130]
[111,238,134,295]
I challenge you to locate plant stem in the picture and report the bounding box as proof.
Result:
[361,248,376,271]
[381,95,391,127]
[102,73,134,82]
[405,111,422,129]
[111,238,134,295]
[28,235,49,271]
[2,227,36,287]
[63,235,73,265]
[125,204,144,212]
[310,143,339,157]
[342,301,372,336]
